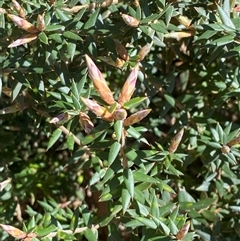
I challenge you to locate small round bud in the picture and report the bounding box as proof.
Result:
[113,108,127,120]
[221,145,230,154]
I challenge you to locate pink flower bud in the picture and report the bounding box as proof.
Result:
[37,14,45,31]
[114,39,129,61]
[118,65,138,105]
[49,113,70,124]
[79,112,94,134]
[8,33,38,48]
[137,43,152,62]
[81,97,114,121]
[0,105,21,114]
[227,135,240,147]
[221,145,230,154]
[121,14,140,27]
[123,109,151,126]
[0,224,27,239]
[176,221,190,240]
[113,108,127,120]
[168,128,184,153]
[12,0,26,19]
[85,55,115,105]
[8,14,39,33]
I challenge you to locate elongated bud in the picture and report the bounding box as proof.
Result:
[176,221,190,240]
[114,39,129,61]
[79,112,94,134]
[121,14,140,27]
[0,178,11,191]
[49,113,70,125]
[0,224,27,239]
[137,43,152,62]
[0,105,21,114]
[12,0,26,18]
[8,33,38,47]
[37,14,45,31]
[118,65,138,105]
[123,109,151,126]
[81,97,113,121]
[8,14,39,33]
[227,135,240,147]
[176,15,192,29]
[169,128,184,153]
[85,55,115,105]
[164,31,193,40]
[113,108,127,120]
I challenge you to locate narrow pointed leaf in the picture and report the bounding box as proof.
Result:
[114,120,123,142]
[135,217,157,229]
[122,188,131,214]
[123,169,134,198]
[47,128,62,150]
[123,97,147,109]
[217,5,235,29]
[108,141,121,165]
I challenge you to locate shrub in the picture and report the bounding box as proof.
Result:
[1,0,240,240]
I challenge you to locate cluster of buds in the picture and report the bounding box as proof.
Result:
[7,0,45,47]
[80,55,151,133]
[49,55,151,136]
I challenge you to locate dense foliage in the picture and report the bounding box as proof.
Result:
[1,0,240,240]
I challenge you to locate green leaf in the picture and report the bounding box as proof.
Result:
[84,9,100,29]
[82,204,92,226]
[123,97,147,109]
[135,217,158,229]
[37,225,57,237]
[150,22,168,34]
[12,81,22,102]
[108,141,121,165]
[150,193,159,218]
[67,42,76,62]
[45,24,65,31]
[122,188,131,214]
[217,5,235,29]
[133,171,158,183]
[63,31,83,41]
[165,5,174,26]
[164,93,175,107]
[38,32,48,44]
[123,169,134,198]
[70,208,80,231]
[114,120,123,142]
[67,134,75,151]
[211,35,234,46]
[56,8,70,21]
[47,128,62,150]
[57,230,76,240]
